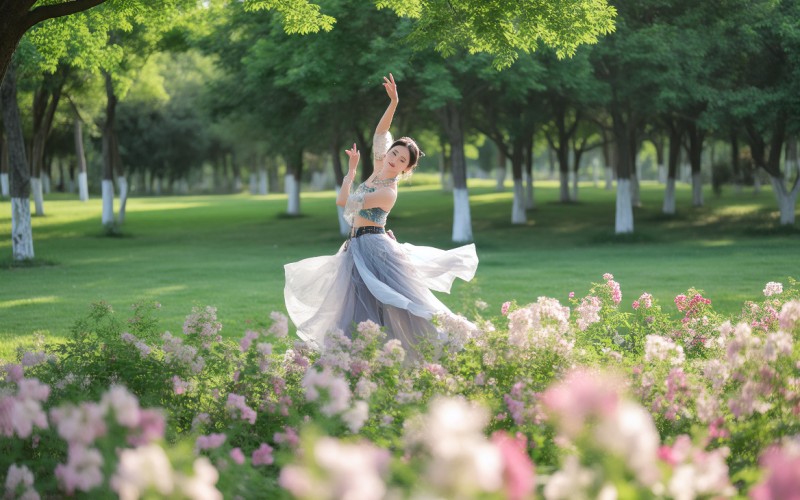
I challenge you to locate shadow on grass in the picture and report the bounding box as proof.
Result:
[586,230,661,245]
[0,258,59,270]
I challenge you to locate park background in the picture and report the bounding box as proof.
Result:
[0,0,799,498]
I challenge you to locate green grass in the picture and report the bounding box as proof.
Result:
[1,177,798,359]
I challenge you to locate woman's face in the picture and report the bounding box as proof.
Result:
[384,145,411,176]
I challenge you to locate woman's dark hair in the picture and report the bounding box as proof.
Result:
[390,137,425,171]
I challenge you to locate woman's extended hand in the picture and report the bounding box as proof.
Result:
[345,143,360,179]
[383,73,398,103]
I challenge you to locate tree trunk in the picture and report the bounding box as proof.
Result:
[769,177,798,225]
[1,132,9,197]
[731,130,742,194]
[687,123,704,207]
[495,148,506,191]
[663,124,681,215]
[31,177,44,215]
[74,118,89,201]
[630,174,640,208]
[524,136,535,209]
[511,140,526,224]
[663,178,676,215]
[557,144,570,202]
[616,179,634,233]
[285,148,303,216]
[441,102,472,242]
[692,172,704,206]
[1,64,34,259]
[602,129,614,190]
[112,129,128,223]
[258,166,268,195]
[439,135,453,192]
[30,78,63,216]
[612,112,634,234]
[101,71,117,226]
[786,137,798,183]
[654,136,665,184]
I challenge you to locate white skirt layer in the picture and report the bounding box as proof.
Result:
[284,233,478,358]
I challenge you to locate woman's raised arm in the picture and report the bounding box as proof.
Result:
[375,73,398,135]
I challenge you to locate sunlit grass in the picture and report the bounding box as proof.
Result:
[0,179,797,360]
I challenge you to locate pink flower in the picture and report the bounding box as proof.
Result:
[750,441,800,500]
[128,409,166,446]
[274,426,300,448]
[195,433,226,452]
[603,273,614,280]
[568,292,575,299]
[230,448,245,465]
[2,364,23,383]
[632,300,640,310]
[501,301,511,316]
[268,311,289,338]
[252,443,274,466]
[226,394,257,425]
[491,431,535,500]
[55,446,104,494]
[239,330,259,352]
[541,369,620,437]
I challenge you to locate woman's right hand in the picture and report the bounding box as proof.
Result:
[383,73,398,103]
[345,143,360,179]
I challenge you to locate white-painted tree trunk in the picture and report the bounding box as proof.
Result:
[571,172,579,202]
[592,159,599,188]
[691,172,704,206]
[249,173,257,194]
[117,176,128,224]
[11,198,34,260]
[452,187,473,242]
[78,172,89,201]
[754,175,761,194]
[658,164,666,184]
[559,171,570,202]
[1,173,9,197]
[512,179,527,224]
[525,174,535,209]
[43,173,51,194]
[663,178,676,215]
[441,172,453,192]
[31,177,44,216]
[630,176,641,207]
[258,169,268,195]
[680,162,691,183]
[604,166,614,190]
[770,176,798,225]
[102,180,115,225]
[334,186,350,236]
[286,174,300,215]
[615,179,634,234]
[495,166,506,191]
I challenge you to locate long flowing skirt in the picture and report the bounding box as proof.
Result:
[284,233,478,359]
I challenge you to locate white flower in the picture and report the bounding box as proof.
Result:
[101,386,140,428]
[342,401,369,433]
[112,444,175,499]
[595,402,661,486]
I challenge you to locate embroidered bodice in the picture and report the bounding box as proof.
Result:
[343,183,391,226]
[358,185,390,224]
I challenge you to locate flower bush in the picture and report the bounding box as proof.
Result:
[0,275,798,498]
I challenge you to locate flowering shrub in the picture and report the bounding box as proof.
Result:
[0,276,798,498]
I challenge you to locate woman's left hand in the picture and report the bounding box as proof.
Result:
[345,143,360,178]
[383,73,398,103]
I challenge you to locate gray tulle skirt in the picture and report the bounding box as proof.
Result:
[284,232,478,359]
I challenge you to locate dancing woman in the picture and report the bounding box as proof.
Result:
[284,74,478,361]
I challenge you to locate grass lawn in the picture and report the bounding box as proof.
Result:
[0,176,798,359]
